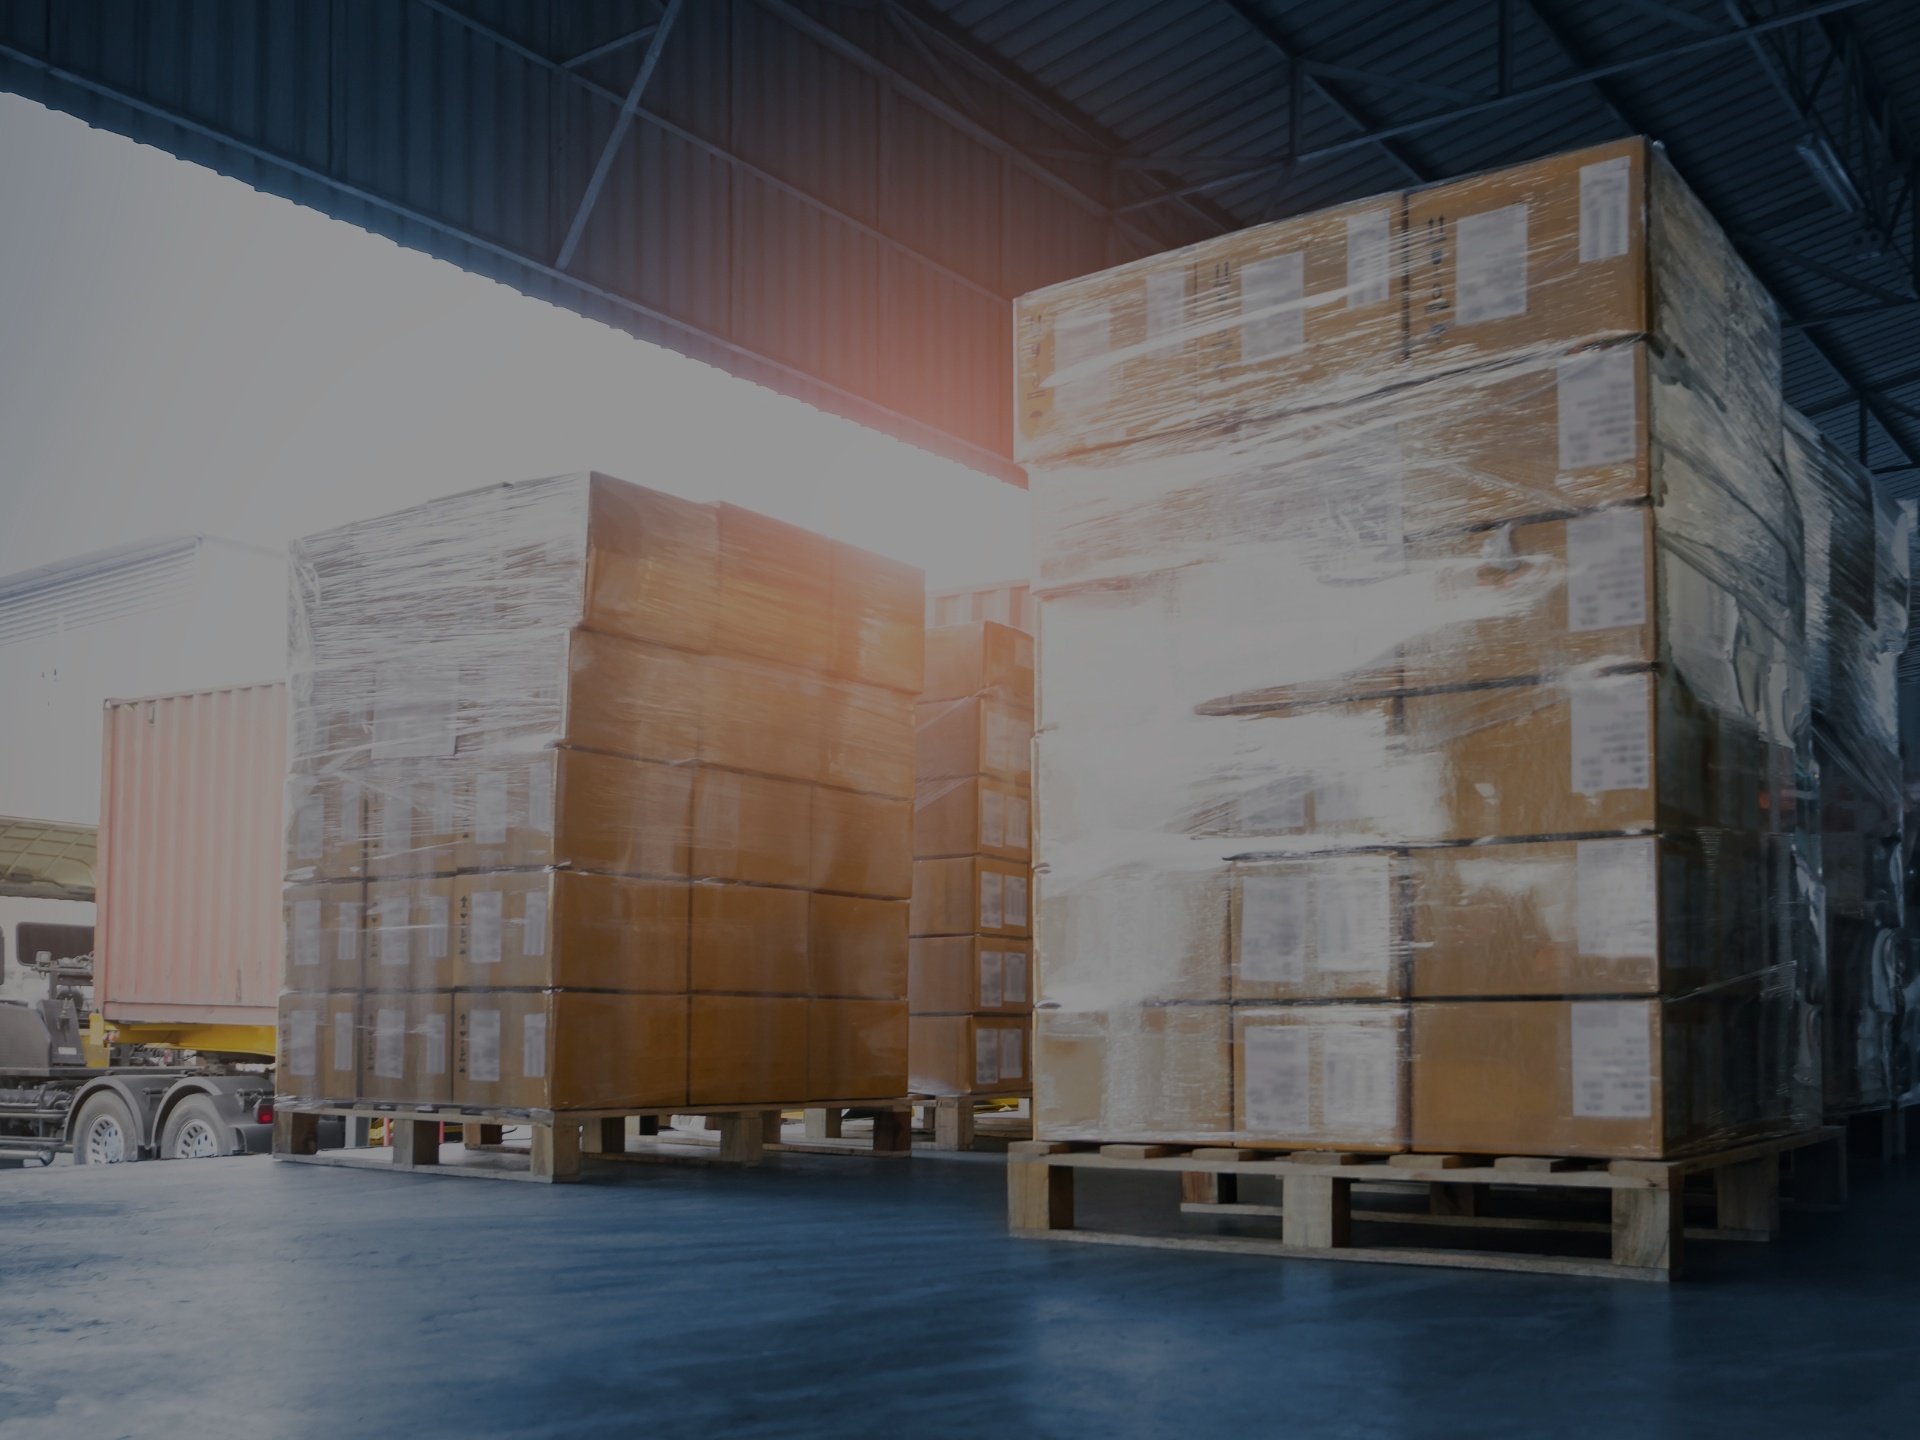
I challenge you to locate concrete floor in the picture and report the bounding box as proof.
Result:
[1,1147,1916,1440]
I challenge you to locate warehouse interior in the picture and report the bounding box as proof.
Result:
[4,3,1920,1436]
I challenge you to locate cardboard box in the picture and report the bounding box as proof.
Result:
[811,787,912,899]
[365,876,456,992]
[809,894,908,1000]
[580,477,720,653]
[320,995,360,1102]
[283,882,364,994]
[1233,1004,1409,1151]
[284,772,364,881]
[692,768,812,888]
[1230,854,1407,1002]
[716,503,834,671]
[275,992,326,1098]
[829,540,925,695]
[455,870,689,992]
[909,1014,1032,1097]
[688,994,809,1106]
[455,749,693,878]
[915,697,1033,785]
[910,856,1032,938]
[453,990,688,1111]
[922,621,1035,704]
[1410,992,1801,1159]
[701,656,826,783]
[1033,1005,1232,1141]
[908,935,1032,1014]
[819,682,916,799]
[1034,866,1227,1005]
[1015,194,1407,463]
[914,777,1031,860]
[359,992,454,1104]
[808,997,908,1099]
[690,882,809,995]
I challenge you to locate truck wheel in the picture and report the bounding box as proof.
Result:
[161,1096,229,1159]
[72,1093,141,1164]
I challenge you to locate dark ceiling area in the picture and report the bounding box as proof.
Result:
[2,0,1916,493]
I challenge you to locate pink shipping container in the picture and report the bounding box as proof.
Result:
[96,683,286,1046]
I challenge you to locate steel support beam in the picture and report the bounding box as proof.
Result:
[555,0,684,271]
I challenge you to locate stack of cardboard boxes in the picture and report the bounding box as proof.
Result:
[1020,138,1823,1160]
[908,622,1036,1099]
[1786,411,1914,1117]
[277,473,921,1117]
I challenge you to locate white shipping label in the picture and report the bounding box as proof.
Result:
[1566,509,1648,632]
[1557,348,1639,471]
[974,1027,1001,1087]
[1571,1001,1654,1118]
[979,950,1005,1009]
[986,710,1030,775]
[1000,1027,1024,1081]
[475,772,509,845]
[470,890,503,965]
[332,1012,353,1074]
[527,761,554,836]
[336,903,361,962]
[423,1014,448,1076]
[467,1008,501,1083]
[1146,268,1187,353]
[425,895,449,959]
[1579,156,1633,263]
[1314,857,1395,976]
[286,1009,317,1078]
[1243,1025,1312,1133]
[295,795,323,860]
[1005,796,1030,850]
[1004,950,1029,1005]
[1050,303,1112,415]
[1319,1023,1402,1135]
[293,900,322,969]
[1570,674,1652,793]
[378,893,410,964]
[1455,203,1529,324]
[1576,838,1659,958]
[979,871,1005,930]
[375,1007,406,1080]
[1239,872,1310,984]
[523,1013,548,1080]
[379,788,412,854]
[1346,209,1392,308]
[980,788,1005,849]
[1005,875,1029,928]
[522,888,548,957]
[1241,251,1306,361]
[430,777,456,833]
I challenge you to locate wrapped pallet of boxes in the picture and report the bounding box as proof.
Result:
[1785,410,1914,1117]
[277,473,920,1132]
[910,621,1036,1100]
[1020,137,1821,1161]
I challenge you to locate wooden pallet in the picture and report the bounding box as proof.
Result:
[273,1098,916,1183]
[1006,1129,1845,1281]
[915,1094,1033,1151]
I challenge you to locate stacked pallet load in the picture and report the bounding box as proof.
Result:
[276,473,922,1176]
[1785,411,1914,1122]
[909,621,1037,1141]
[1015,136,1824,1184]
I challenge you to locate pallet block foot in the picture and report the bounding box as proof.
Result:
[761,1110,785,1145]
[391,1118,440,1170]
[531,1121,582,1183]
[933,1098,975,1151]
[580,1117,626,1155]
[1611,1187,1681,1274]
[804,1108,843,1140]
[1182,1170,1238,1205]
[1283,1174,1351,1249]
[465,1123,504,1149]
[716,1112,765,1165]
[1715,1155,1780,1234]
[1009,1156,1074,1231]
[872,1108,913,1154]
[273,1111,320,1156]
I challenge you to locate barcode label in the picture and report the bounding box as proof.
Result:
[522,888,548,957]
[375,1008,406,1080]
[980,871,1004,930]
[467,1009,501,1083]
[1241,252,1306,360]
[1558,348,1639,470]
[980,950,1004,1009]
[1570,674,1652,793]
[1146,269,1186,353]
[470,890,503,965]
[1455,203,1528,324]
[1576,838,1659,958]
[1571,1001,1653,1117]
[1579,156,1632,263]
[1346,209,1392,307]
[1566,509,1648,632]
[522,1012,547,1081]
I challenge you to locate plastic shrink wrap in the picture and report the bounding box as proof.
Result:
[278,473,921,1113]
[910,621,1037,1096]
[1785,411,1913,1114]
[1020,137,1823,1159]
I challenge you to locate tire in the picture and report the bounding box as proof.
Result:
[71,1092,141,1165]
[161,1096,231,1160]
